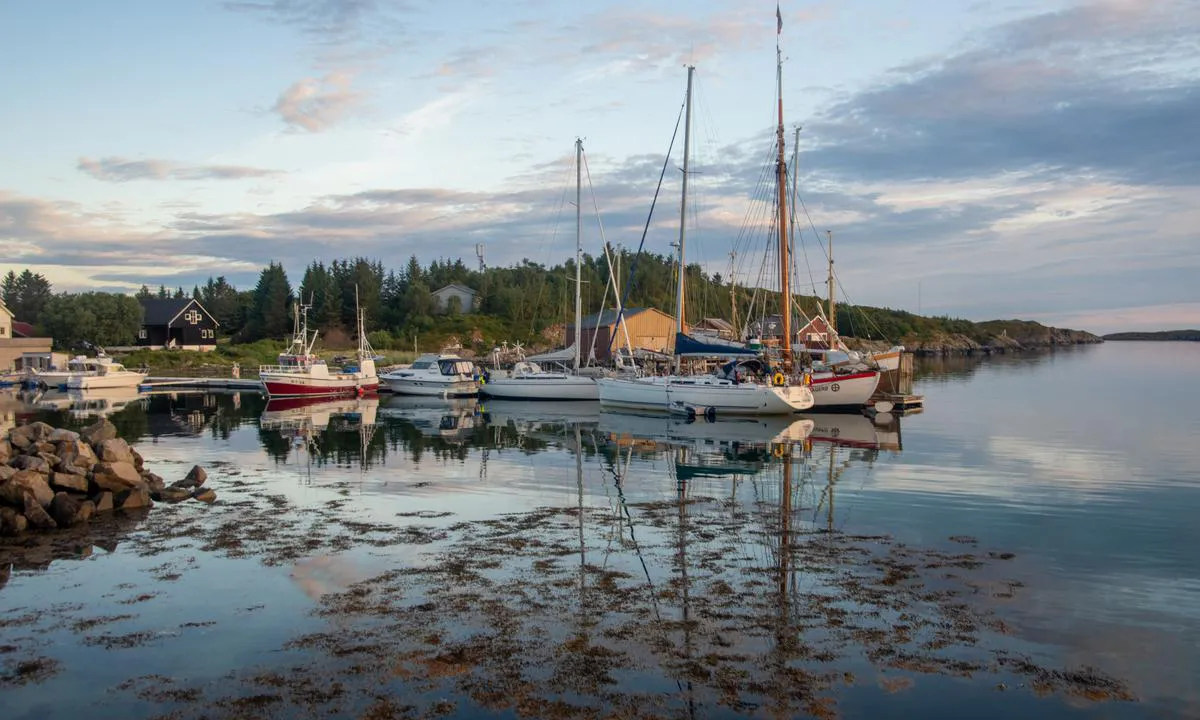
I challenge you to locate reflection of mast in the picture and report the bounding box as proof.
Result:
[675,447,697,718]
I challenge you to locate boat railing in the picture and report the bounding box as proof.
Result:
[258,364,313,375]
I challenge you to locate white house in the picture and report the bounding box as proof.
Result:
[430,283,477,314]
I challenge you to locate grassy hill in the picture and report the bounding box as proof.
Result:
[1102,330,1200,341]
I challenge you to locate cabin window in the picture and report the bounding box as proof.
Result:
[0,326,6,336]
[200,328,214,339]
[411,360,434,369]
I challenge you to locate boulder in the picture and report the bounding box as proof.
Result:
[131,449,145,472]
[8,431,32,452]
[50,492,85,527]
[0,471,54,509]
[91,461,145,493]
[10,455,52,475]
[157,486,193,503]
[192,488,217,504]
[10,422,52,449]
[51,471,89,493]
[0,465,15,483]
[115,488,152,510]
[33,441,57,456]
[0,438,11,463]
[57,462,88,478]
[173,465,208,490]
[80,419,118,448]
[96,438,134,464]
[91,491,114,513]
[49,428,80,443]
[0,507,27,536]
[77,500,95,523]
[22,493,57,530]
[141,472,165,495]
[57,438,98,470]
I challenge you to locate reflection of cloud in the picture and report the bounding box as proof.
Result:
[77,157,282,182]
[290,555,373,600]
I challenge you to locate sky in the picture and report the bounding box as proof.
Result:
[1,0,1197,334]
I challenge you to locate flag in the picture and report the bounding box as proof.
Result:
[777,4,782,34]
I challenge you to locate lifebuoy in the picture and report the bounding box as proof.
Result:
[772,372,786,387]
[772,443,786,458]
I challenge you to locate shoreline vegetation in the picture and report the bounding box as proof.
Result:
[1102,330,1200,341]
[5,260,1102,370]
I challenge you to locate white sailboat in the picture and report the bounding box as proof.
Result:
[481,139,600,402]
[597,65,815,417]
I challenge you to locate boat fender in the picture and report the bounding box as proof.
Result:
[803,373,812,386]
[704,406,717,422]
[772,372,786,387]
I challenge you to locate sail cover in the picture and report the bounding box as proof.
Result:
[674,332,757,357]
[525,344,578,363]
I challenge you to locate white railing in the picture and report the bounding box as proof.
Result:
[258,364,311,375]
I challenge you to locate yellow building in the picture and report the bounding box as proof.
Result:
[566,307,683,362]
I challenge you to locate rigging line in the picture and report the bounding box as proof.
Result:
[527,155,579,336]
[787,164,819,298]
[607,97,686,354]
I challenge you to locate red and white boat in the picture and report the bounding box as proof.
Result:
[259,298,378,398]
[807,368,881,411]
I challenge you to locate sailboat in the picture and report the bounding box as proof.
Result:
[480,139,600,402]
[259,292,379,398]
[596,66,815,416]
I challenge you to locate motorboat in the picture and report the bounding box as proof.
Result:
[32,354,146,390]
[380,353,478,397]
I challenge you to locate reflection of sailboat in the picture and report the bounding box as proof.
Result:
[25,386,147,419]
[479,400,601,430]
[798,411,902,452]
[598,411,814,449]
[378,395,482,442]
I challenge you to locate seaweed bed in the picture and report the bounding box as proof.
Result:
[0,461,1136,719]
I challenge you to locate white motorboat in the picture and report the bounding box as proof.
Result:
[35,355,147,390]
[380,354,478,397]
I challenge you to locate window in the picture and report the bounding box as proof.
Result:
[200,328,215,340]
[138,328,147,339]
[0,326,6,336]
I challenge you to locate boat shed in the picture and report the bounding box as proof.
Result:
[566,307,681,362]
[137,298,219,351]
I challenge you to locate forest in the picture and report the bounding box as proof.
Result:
[2,255,1069,353]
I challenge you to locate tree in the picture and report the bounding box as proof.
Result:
[245,262,293,340]
[1,269,53,323]
[39,292,143,349]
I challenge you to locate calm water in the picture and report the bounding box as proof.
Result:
[1,341,1197,718]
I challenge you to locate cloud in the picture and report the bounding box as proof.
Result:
[223,0,408,45]
[272,72,363,132]
[76,157,283,183]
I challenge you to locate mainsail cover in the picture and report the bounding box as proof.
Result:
[674,332,756,357]
[525,345,578,363]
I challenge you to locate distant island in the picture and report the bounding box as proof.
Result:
[1103,330,1200,341]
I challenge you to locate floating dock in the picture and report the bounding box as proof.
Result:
[141,377,265,392]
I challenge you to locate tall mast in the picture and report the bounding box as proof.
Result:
[791,126,800,300]
[675,65,695,372]
[827,230,836,335]
[729,250,738,336]
[775,9,793,368]
[574,138,583,371]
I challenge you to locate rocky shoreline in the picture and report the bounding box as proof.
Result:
[0,419,212,537]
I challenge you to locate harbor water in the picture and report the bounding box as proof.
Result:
[1,341,1197,718]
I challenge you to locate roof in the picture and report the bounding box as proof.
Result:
[12,321,36,337]
[0,300,11,319]
[431,283,476,297]
[573,307,655,329]
[138,297,220,327]
[696,317,735,332]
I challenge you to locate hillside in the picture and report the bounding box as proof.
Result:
[1102,330,1200,341]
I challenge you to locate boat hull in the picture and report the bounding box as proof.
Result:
[808,370,881,411]
[261,373,379,398]
[68,373,147,390]
[597,377,813,415]
[479,375,598,401]
[381,377,478,397]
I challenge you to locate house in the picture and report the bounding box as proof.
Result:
[692,317,737,340]
[746,314,834,350]
[431,284,477,314]
[0,300,53,371]
[137,297,219,351]
[795,316,834,350]
[566,307,681,362]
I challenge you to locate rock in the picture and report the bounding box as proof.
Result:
[77,500,95,523]
[131,449,145,472]
[51,471,89,493]
[0,507,27,536]
[0,465,15,483]
[8,431,32,452]
[0,438,11,463]
[50,492,85,527]
[0,470,55,509]
[173,465,208,490]
[10,422,52,449]
[191,488,217,503]
[92,491,114,513]
[141,472,165,495]
[91,461,146,493]
[22,493,57,530]
[157,486,193,503]
[57,438,98,470]
[80,418,118,448]
[9,455,52,475]
[96,438,134,464]
[33,441,57,456]
[49,428,80,443]
[115,488,152,510]
[57,462,87,477]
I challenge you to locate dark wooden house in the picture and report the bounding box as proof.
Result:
[137,298,219,351]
